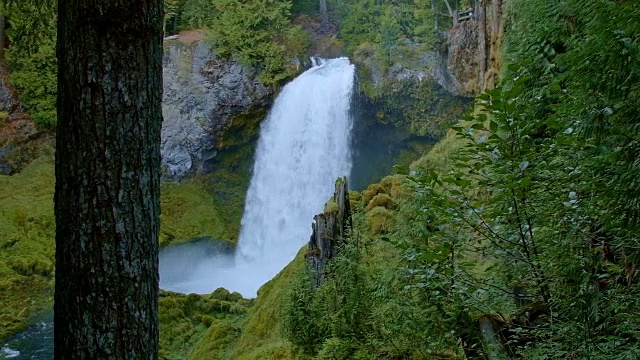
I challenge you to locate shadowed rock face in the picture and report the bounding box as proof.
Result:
[435,20,482,96]
[306,177,352,287]
[161,40,273,179]
[0,63,47,175]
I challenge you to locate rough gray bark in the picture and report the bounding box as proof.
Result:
[306,177,351,287]
[54,0,163,358]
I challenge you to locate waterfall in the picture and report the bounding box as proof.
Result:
[159,58,356,297]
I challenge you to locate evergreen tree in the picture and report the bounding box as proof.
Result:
[54,0,163,357]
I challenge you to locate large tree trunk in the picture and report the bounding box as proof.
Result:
[54,0,163,358]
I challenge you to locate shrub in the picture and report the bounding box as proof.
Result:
[316,337,355,360]
[361,183,386,205]
[366,206,394,235]
[379,174,409,199]
[366,193,395,211]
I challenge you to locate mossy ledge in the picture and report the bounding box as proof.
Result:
[0,139,253,341]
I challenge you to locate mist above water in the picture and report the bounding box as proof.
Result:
[160,58,356,297]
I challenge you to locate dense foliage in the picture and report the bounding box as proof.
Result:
[277,0,640,359]
[320,0,474,138]
[327,0,458,58]
[1,0,56,128]
[0,0,307,129]
[166,0,310,85]
[2,0,639,359]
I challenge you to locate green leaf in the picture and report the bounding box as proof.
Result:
[470,123,485,130]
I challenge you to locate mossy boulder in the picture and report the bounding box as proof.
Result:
[379,174,410,199]
[159,290,251,360]
[361,183,386,205]
[365,193,396,211]
[366,206,395,235]
[160,180,235,246]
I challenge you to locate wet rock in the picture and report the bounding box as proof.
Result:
[161,39,272,180]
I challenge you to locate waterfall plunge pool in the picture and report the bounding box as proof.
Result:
[159,58,439,298]
[161,58,356,298]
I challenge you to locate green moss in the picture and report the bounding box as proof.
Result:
[410,128,468,174]
[160,180,233,246]
[196,108,266,244]
[365,193,395,211]
[188,249,307,360]
[324,198,339,214]
[361,183,386,206]
[379,174,410,199]
[348,191,362,213]
[159,290,251,360]
[183,319,239,360]
[365,206,395,235]
[0,155,55,341]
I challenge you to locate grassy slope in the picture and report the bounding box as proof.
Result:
[187,251,307,360]
[182,129,468,359]
[410,128,465,174]
[0,154,55,341]
[0,116,466,353]
[0,152,243,341]
[159,289,250,360]
[160,179,235,247]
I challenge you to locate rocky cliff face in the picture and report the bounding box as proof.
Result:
[355,4,503,98]
[1,37,272,178]
[435,20,481,96]
[161,37,272,179]
[435,3,504,97]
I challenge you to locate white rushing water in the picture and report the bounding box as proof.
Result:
[160,58,356,297]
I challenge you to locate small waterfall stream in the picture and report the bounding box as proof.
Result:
[160,58,356,297]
